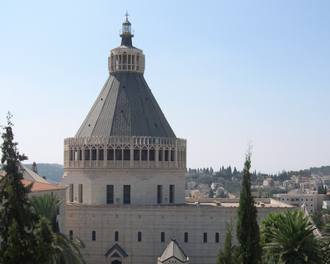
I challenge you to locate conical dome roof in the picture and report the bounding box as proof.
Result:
[75,72,176,138]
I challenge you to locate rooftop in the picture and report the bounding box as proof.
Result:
[75,72,176,138]
[22,179,66,192]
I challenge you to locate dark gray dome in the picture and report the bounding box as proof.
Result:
[75,72,176,138]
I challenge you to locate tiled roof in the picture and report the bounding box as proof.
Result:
[21,179,66,192]
[159,238,188,263]
[75,72,176,138]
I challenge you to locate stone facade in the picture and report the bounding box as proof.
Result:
[65,199,294,264]
[61,168,186,206]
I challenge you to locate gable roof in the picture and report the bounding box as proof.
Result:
[17,162,50,184]
[75,72,176,138]
[105,243,128,257]
[158,238,188,263]
[1,162,49,184]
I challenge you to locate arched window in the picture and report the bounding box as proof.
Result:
[115,231,119,242]
[215,232,219,243]
[184,232,188,243]
[161,232,165,242]
[203,232,207,243]
[92,231,96,241]
[138,232,142,242]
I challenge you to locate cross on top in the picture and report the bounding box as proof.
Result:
[125,11,129,20]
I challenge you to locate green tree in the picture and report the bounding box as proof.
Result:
[30,194,88,264]
[236,148,261,264]
[209,188,214,198]
[0,113,57,263]
[217,219,240,264]
[261,210,323,264]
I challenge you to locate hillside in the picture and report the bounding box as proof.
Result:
[24,163,63,185]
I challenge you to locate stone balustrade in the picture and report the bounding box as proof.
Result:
[64,136,186,169]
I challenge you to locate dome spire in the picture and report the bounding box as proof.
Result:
[120,11,134,46]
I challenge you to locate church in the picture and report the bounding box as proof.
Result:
[61,15,294,264]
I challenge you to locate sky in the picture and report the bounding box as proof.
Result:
[0,1,329,174]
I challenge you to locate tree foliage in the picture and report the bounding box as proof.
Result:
[236,148,261,264]
[218,219,240,264]
[261,210,323,264]
[30,194,88,264]
[318,184,327,194]
[0,113,57,263]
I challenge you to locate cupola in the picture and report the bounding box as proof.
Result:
[108,12,145,74]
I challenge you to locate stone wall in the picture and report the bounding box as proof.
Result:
[66,201,295,264]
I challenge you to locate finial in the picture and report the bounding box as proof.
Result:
[125,11,129,21]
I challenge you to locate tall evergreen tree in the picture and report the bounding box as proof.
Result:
[209,188,214,198]
[236,148,261,264]
[0,113,57,263]
[218,219,240,264]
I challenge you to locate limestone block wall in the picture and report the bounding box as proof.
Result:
[66,203,294,264]
[61,169,186,206]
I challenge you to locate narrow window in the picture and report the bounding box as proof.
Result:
[98,149,104,160]
[107,149,114,160]
[69,184,74,202]
[203,232,207,243]
[141,149,147,161]
[91,149,97,160]
[92,231,96,241]
[215,232,219,243]
[84,149,90,160]
[107,185,114,204]
[165,150,169,161]
[159,149,163,161]
[171,150,175,161]
[157,185,163,204]
[161,232,165,242]
[123,149,130,160]
[134,149,140,161]
[115,149,122,160]
[149,149,155,161]
[123,185,131,204]
[115,231,119,241]
[78,150,82,160]
[69,230,73,240]
[138,231,142,242]
[78,184,83,203]
[184,232,188,243]
[169,185,175,204]
[57,201,60,215]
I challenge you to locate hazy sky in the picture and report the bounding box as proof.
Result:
[1,1,329,174]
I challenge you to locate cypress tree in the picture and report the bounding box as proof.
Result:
[0,113,57,263]
[218,219,240,264]
[236,148,261,264]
